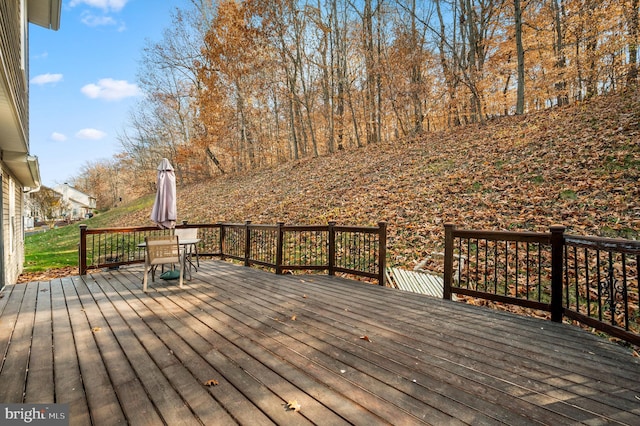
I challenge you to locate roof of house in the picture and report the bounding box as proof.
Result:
[27,0,62,31]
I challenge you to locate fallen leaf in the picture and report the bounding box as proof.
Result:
[303,294,307,298]
[291,315,297,321]
[360,335,372,342]
[285,400,301,412]
[92,327,101,333]
[203,379,219,387]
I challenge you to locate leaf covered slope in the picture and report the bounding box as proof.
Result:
[118,91,639,269]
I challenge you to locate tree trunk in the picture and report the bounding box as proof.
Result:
[332,0,347,150]
[434,0,460,127]
[627,0,639,86]
[552,0,569,106]
[409,0,424,133]
[514,0,525,114]
[362,0,378,144]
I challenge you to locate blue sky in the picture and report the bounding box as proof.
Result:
[29,0,190,187]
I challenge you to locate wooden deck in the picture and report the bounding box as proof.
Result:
[1,260,639,425]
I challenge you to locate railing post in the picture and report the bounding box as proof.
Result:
[79,224,88,275]
[328,221,336,276]
[244,220,252,267]
[275,222,284,274]
[443,223,455,300]
[550,225,566,322]
[219,223,226,260]
[378,221,387,286]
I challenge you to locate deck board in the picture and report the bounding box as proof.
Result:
[62,277,125,425]
[1,259,639,425]
[83,275,200,426]
[24,282,55,404]
[200,264,576,425]
[50,279,91,425]
[1,282,35,403]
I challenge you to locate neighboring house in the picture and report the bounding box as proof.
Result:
[1,1,61,287]
[53,183,96,221]
[24,185,63,227]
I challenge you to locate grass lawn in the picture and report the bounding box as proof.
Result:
[23,196,154,273]
[24,225,80,272]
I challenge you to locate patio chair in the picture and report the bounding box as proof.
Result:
[174,227,199,276]
[143,235,184,292]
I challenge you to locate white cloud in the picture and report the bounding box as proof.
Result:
[76,129,107,140]
[81,78,140,101]
[33,52,49,60]
[31,73,63,85]
[69,0,129,12]
[50,132,68,142]
[80,13,117,27]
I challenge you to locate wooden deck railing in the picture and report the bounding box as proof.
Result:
[79,221,387,284]
[444,223,640,346]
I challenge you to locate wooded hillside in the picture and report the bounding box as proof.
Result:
[112,90,638,270]
[73,0,640,212]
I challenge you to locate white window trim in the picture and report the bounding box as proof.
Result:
[9,177,15,253]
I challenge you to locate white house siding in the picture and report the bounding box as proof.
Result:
[0,1,61,287]
[1,168,25,287]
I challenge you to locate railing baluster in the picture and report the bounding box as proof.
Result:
[537,243,542,302]
[504,240,509,297]
[584,247,590,318]
[574,246,579,313]
[608,251,615,326]
[622,254,628,331]
[514,241,519,297]
[483,239,488,291]
[524,242,528,299]
[494,241,498,294]
[596,251,603,322]
[474,238,479,287]
[563,244,569,310]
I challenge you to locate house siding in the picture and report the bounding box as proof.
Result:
[0,0,28,133]
[1,166,24,286]
[0,0,27,287]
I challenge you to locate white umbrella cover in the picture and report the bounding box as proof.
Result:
[150,158,177,229]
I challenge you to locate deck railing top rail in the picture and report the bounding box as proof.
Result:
[564,234,640,253]
[449,227,552,243]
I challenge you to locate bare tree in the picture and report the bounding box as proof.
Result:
[626,0,639,86]
[551,0,569,106]
[28,187,65,229]
[514,0,525,114]
[121,3,213,182]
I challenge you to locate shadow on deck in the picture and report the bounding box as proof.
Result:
[1,259,639,425]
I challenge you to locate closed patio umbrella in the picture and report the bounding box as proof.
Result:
[150,158,177,229]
